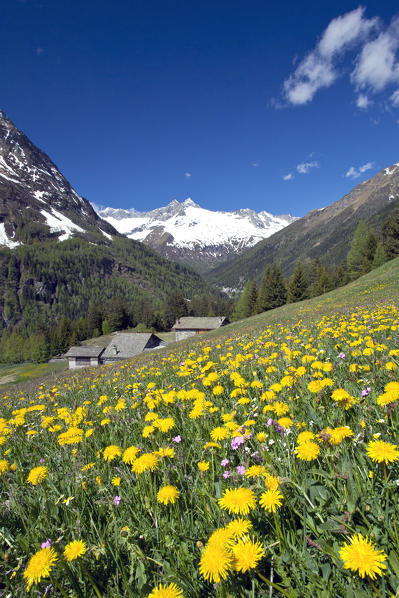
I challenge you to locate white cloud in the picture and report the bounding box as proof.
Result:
[296,161,319,174]
[390,89,399,106]
[252,161,260,167]
[283,7,378,105]
[184,172,191,178]
[282,173,294,180]
[356,93,372,109]
[351,16,399,92]
[345,162,374,178]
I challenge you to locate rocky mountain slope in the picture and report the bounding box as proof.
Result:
[0,110,117,246]
[206,163,399,288]
[97,199,296,271]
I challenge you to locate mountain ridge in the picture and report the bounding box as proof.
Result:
[97,198,297,271]
[206,162,399,288]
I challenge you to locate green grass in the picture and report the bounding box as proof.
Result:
[0,360,67,388]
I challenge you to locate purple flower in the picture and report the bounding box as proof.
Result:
[267,418,274,427]
[362,387,372,397]
[223,471,230,478]
[221,458,229,467]
[236,465,246,475]
[172,435,182,443]
[338,352,346,359]
[39,458,44,464]
[113,495,121,506]
[41,539,52,549]
[231,436,245,450]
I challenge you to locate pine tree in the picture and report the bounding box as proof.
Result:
[382,208,399,259]
[287,261,308,303]
[232,280,254,321]
[347,221,376,280]
[331,262,349,288]
[372,241,387,268]
[311,265,332,297]
[246,280,258,316]
[257,264,286,312]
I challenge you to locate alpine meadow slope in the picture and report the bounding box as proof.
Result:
[1,257,398,596]
[206,163,399,288]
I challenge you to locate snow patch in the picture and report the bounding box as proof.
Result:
[33,190,48,203]
[101,230,113,240]
[0,223,21,248]
[40,208,85,241]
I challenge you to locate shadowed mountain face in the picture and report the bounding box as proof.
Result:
[97,199,296,272]
[0,110,117,246]
[206,164,399,288]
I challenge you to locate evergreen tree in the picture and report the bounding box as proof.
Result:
[382,208,399,259]
[372,241,387,268]
[246,280,258,317]
[311,265,332,297]
[164,291,188,328]
[232,281,253,321]
[287,261,308,303]
[331,262,349,288]
[257,264,287,312]
[347,221,376,280]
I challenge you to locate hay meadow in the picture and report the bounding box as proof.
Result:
[1,258,399,597]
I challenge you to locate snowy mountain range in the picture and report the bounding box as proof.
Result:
[97,199,296,270]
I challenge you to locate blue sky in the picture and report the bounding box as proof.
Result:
[1,0,399,217]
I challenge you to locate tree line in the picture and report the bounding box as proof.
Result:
[232,208,399,321]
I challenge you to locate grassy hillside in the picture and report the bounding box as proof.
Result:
[0,258,398,597]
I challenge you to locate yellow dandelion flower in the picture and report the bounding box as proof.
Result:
[245,465,268,479]
[226,518,253,538]
[147,583,183,598]
[103,445,122,461]
[297,431,315,444]
[197,461,210,472]
[207,527,235,549]
[157,485,180,505]
[63,540,86,562]
[123,446,139,464]
[295,440,320,461]
[339,533,387,579]
[210,427,229,441]
[218,487,257,515]
[27,466,48,485]
[131,453,159,474]
[231,536,265,572]
[23,547,58,590]
[0,459,9,475]
[259,489,283,512]
[112,476,121,486]
[199,543,233,583]
[264,474,281,491]
[366,440,399,464]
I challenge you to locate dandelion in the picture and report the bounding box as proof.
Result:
[103,445,122,461]
[157,485,180,505]
[23,547,58,590]
[131,453,159,474]
[147,583,184,598]
[339,533,387,579]
[366,440,399,464]
[295,441,320,461]
[231,536,265,572]
[197,461,209,472]
[259,489,283,512]
[63,540,86,561]
[27,466,48,485]
[226,518,253,538]
[218,487,257,515]
[199,543,233,582]
[0,459,9,475]
[112,476,121,486]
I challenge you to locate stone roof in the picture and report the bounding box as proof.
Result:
[102,333,163,360]
[64,346,105,358]
[172,316,228,330]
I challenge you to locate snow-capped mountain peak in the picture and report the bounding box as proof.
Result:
[0,110,116,247]
[97,198,297,270]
